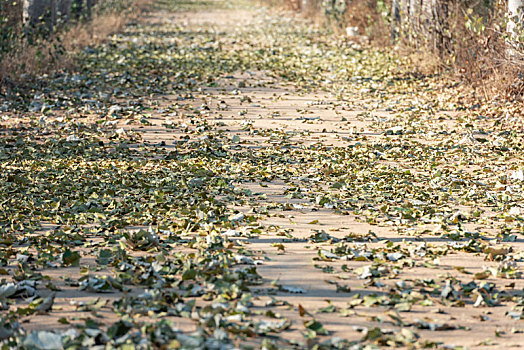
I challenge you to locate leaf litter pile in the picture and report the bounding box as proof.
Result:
[1,0,524,349]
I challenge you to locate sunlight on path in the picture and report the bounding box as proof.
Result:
[0,0,523,349]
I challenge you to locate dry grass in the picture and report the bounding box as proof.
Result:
[344,1,389,44]
[267,0,390,42]
[390,1,524,101]
[442,1,524,101]
[267,0,524,101]
[0,0,152,88]
[259,0,321,24]
[10,0,515,101]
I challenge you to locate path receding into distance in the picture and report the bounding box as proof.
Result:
[1,0,524,349]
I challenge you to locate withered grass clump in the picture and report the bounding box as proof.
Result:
[442,1,524,100]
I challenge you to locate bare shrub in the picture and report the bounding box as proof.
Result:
[344,0,389,43]
[440,1,524,99]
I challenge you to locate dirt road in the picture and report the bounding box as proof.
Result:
[1,0,523,349]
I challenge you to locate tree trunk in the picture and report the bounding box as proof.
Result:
[391,0,409,42]
[407,0,420,44]
[50,0,56,26]
[395,0,448,54]
[409,0,434,44]
[418,0,437,50]
[57,0,72,23]
[508,0,524,42]
[391,0,401,41]
[23,0,55,29]
[71,0,92,19]
[431,0,449,56]
[86,0,93,18]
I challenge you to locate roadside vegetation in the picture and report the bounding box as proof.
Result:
[274,0,524,99]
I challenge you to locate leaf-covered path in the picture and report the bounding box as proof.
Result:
[1,0,524,349]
